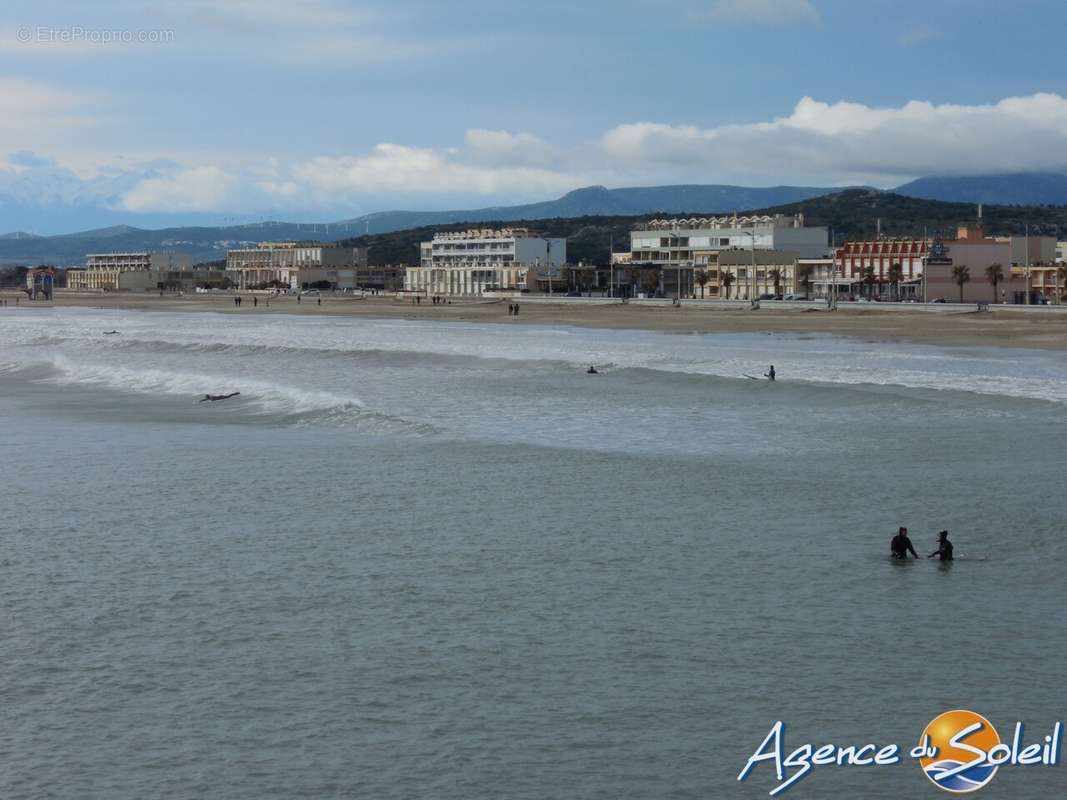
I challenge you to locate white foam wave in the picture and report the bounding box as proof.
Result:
[37,355,434,434]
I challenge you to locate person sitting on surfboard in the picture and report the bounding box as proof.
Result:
[200,392,241,402]
[764,365,776,381]
[891,526,919,559]
[928,530,954,561]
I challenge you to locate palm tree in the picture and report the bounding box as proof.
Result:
[694,269,708,299]
[769,268,783,297]
[984,263,1004,303]
[862,265,876,299]
[797,264,814,299]
[720,271,735,300]
[887,263,904,301]
[952,265,970,303]
[641,268,660,298]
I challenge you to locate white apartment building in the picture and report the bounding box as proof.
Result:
[406,228,567,296]
[225,241,368,290]
[66,251,193,290]
[630,214,829,266]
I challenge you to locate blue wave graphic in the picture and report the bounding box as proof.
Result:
[925,759,997,792]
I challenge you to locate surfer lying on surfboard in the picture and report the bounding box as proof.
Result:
[200,392,241,402]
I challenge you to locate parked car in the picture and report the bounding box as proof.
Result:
[758,293,776,300]
[783,293,805,301]
[300,289,321,296]
[928,297,945,303]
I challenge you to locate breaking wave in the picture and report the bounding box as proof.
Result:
[28,356,437,435]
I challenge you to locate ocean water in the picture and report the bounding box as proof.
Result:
[2,307,1065,799]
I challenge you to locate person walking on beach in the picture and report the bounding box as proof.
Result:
[928,530,954,561]
[891,526,919,559]
[253,297,258,307]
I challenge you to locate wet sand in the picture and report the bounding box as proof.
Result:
[8,291,1067,351]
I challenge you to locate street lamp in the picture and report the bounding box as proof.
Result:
[744,229,757,303]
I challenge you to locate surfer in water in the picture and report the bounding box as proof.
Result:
[587,365,599,374]
[928,530,954,561]
[764,365,776,381]
[200,392,241,403]
[891,526,919,559]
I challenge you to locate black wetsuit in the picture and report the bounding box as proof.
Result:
[932,539,954,561]
[891,533,918,559]
[201,392,240,402]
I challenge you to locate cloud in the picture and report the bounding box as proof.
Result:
[601,93,1067,183]
[290,143,575,197]
[898,23,939,47]
[705,0,819,24]
[18,92,1067,217]
[118,166,237,212]
[8,151,56,169]
[465,129,555,167]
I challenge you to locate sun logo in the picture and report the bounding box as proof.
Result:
[918,710,1001,793]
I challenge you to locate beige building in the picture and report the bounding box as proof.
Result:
[66,251,192,290]
[712,250,801,300]
[225,241,368,290]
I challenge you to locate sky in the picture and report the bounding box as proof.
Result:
[3,0,1067,231]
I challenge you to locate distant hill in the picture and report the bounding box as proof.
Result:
[894,172,1067,206]
[336,189,1067,266]
[6,186,1067,267]
[338,184,844,235]
[0,220,349,266]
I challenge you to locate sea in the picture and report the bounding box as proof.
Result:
[2,307,1065,799]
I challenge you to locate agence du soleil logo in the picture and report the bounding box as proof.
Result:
[737,709,1062,795]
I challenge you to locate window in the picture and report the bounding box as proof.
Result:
[720,238,730,246]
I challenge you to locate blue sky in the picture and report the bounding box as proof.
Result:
[3,0,1067,230]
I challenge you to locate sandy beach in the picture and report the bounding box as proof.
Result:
[6,290,1067,350]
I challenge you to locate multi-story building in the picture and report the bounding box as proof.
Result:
[627,214,828,297]
[66,251,193,290]
[405,228,566,296]
[834,237,930,297]
[225,241,368,290]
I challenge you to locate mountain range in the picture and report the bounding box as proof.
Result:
[3,175,1067,266]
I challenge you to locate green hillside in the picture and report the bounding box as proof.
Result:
[339,189,1067,266]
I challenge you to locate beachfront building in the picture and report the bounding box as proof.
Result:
[798,258,850,301]
[834,237,929,299]
[628,214,829,297]
[66,251,193,290]
[405,228,566,296]
[713,249,800,300]
[225,241,369,290]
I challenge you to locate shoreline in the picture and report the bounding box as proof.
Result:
[6,291,1067,351]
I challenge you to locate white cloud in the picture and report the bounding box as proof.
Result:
[118,166,237,212]
[706,0,819,24]
[15,92,1067,217]
[465,129,555,167]
[601,93,1067,183]
[290,143,575,196]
